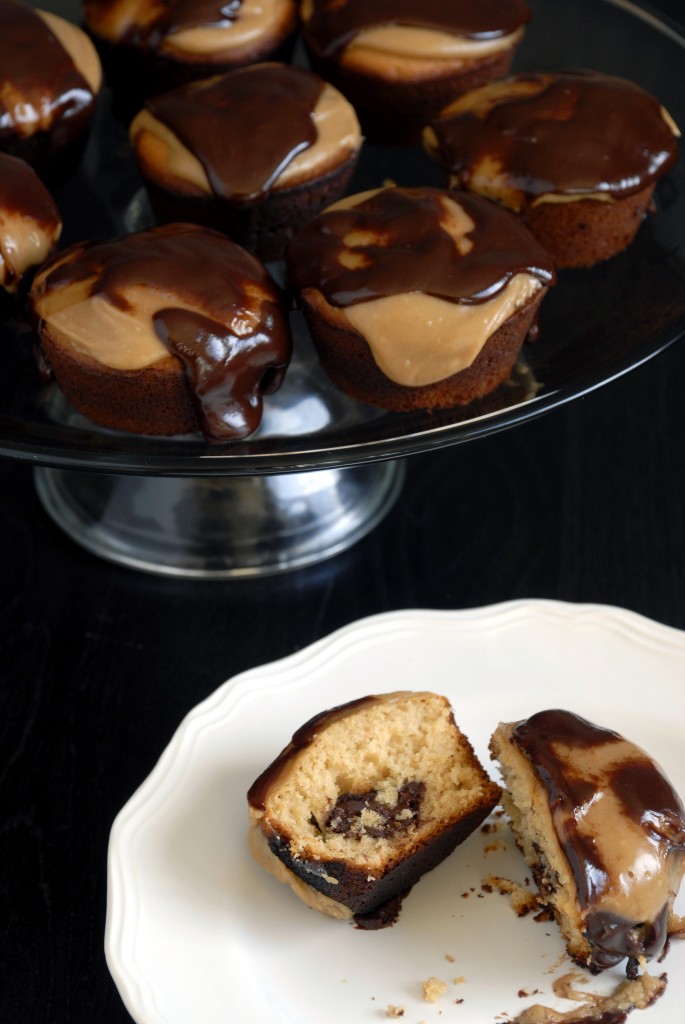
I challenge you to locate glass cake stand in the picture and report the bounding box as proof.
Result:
[4,0,685,576]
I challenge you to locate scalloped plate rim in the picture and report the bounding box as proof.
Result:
[105,599,685,1024]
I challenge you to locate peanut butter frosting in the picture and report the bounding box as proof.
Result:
[288,187,555,387]
[301,0,528,77]
[83,0,297,60]
[425,70,680,210]
[129,63,361,201]
[509,710,685,971]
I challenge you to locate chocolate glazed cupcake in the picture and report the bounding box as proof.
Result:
[425,70,681,269]
[29,223,292,442]
[83,0,299,100]
[0,152,61,301]
[129,63,362,262]
[300,0,531,143]
[0,0,102,177]
[287,186,555,412]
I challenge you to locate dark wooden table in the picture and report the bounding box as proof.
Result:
[2,2,685,1021]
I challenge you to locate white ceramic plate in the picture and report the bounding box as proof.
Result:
[106,600,685,1024]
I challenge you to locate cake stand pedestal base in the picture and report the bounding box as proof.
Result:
[33,460,405,578]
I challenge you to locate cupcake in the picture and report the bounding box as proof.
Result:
[287,186,555,412]
[424,70,681,269]
[129,62,362,262]
[0,152,61,299]
[300,0,531,143]
[0,0,102,176]
[248,691,501,927]
[29,223,292,442]
[490,710,685,974]
[83,0,299,98]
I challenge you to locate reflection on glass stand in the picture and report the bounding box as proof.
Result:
[34,459,405,577]
[31,362,405,577]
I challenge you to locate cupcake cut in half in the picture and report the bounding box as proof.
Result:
[300,0,531,143]
[129,62,362,262]
[490,709,685,975]
[424,69,681,269]
[287,185,555,412]
[248,691,501,927]
[29,223,292,442]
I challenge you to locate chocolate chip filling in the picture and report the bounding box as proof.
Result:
[322,781,425,839]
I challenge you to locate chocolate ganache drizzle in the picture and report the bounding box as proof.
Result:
[0,152,60,231]
[287,187,555,309]
[0,0,96,150]
[146,64,324,204]
[511,710,685,971]
[247,696,377,810]
[36,225,291,441]
[96,0,243,50]
[145,0,241,39]
[303,0,531,59]
[431,71,679,202]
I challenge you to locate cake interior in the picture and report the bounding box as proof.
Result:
[261,692,499,872]
[490,723,592,966]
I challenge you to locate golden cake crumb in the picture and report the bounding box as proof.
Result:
[482,874,539,916]
[423,977,449,1002]
[385,1005,405,1018]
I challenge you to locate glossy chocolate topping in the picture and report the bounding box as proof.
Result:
[248,695,378,809]
[0,151,61,292]
[0,152,60,228]
[303,0,531,58]
[511,709,685,969]
[34,224,291,441]
[96,0,241,49]
[288,187,555,308]
[0,0,96,142]
[431,71,679,201]
[147,0,240,39]
[146,64,324,203]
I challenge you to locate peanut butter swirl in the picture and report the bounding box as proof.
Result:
[511,709,685,971]
[429,71,679,203]
[302,0,531,58]
[0,0,97,143]
[33,224,291,441]
[145,64,324,203]
[287,187,555,308]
